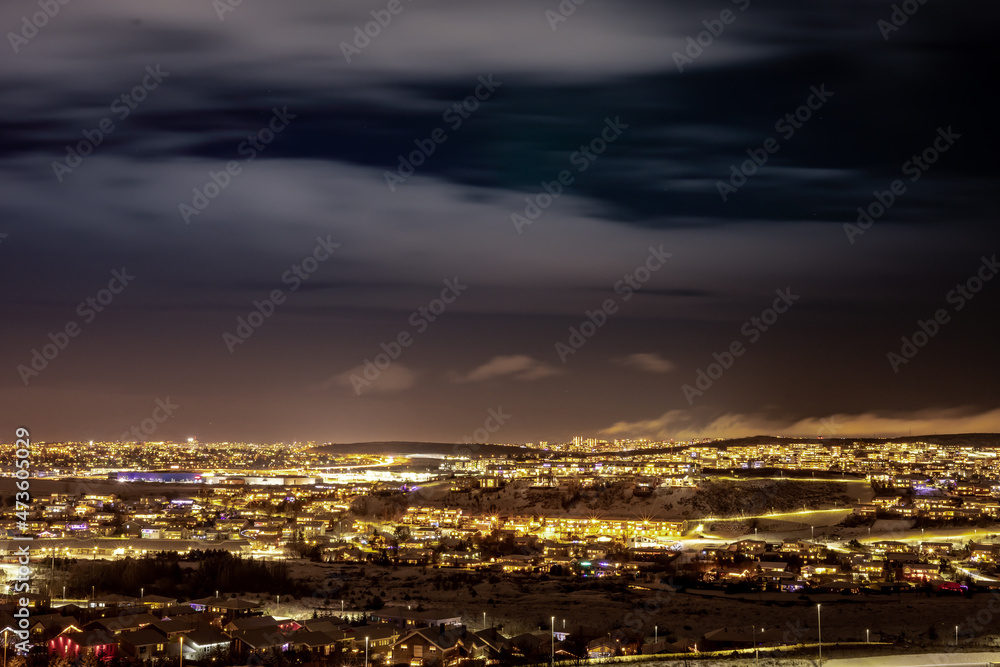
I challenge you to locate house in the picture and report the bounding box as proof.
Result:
[390,626,492,666]
[29,614,81,641]
[184,624,234,659]
[188,596,263,617]
[223,616,299,634]
[801,565,839,579]
[585,630,641,658]
[498,554,536,572]
[348,623,402,655]
[732,539,767,556]
[969,543,998,563]
[151,618,199,638]
[816,580,861,594]
[756,561,788,574]
[854,561,885,580]
[89,594,137,609]
[398,548,434,565]
[871,496,902,510]
[920,542,954,557]
[118,626,170,659]
[870,540,912,554]
[715,565,754,581]
[158,605,203,622]
[886,552,920,565]
[852,503,877,517]
[86,613,159,635]
[302,618,350,633]
[369,607,461,629]
[230,628,291,654]
[138,594,177,610]
[586,637,618,659]
[439,550,482,567]
[902,563,940,581]
[289,629,342,656]
[49,630,117,660]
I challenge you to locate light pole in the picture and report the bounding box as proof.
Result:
[866,628,870,644]
[817,604,822,667]
[654,625,657,643]
[365,636,369,667]
[955,625,959,647]
[179,635,184,667]
[483,612,486,630]
[551,616,555,667]
[752,625,758,666]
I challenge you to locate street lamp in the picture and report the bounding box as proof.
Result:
[179,635,184,667]
[365,636,369,667]
[866,628,870,644]
[817,604,822,667]
[752,625,758,666]
[483,612,486,630]
[551,616,555,667]
[955,625,959,647]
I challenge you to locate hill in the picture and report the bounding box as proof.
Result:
[311,441,528,458]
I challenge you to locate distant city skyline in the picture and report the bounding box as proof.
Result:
[2,1,998,444]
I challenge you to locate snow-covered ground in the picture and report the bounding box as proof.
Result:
[826,651,1000,667]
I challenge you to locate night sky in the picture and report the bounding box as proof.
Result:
[2,0,998,444]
